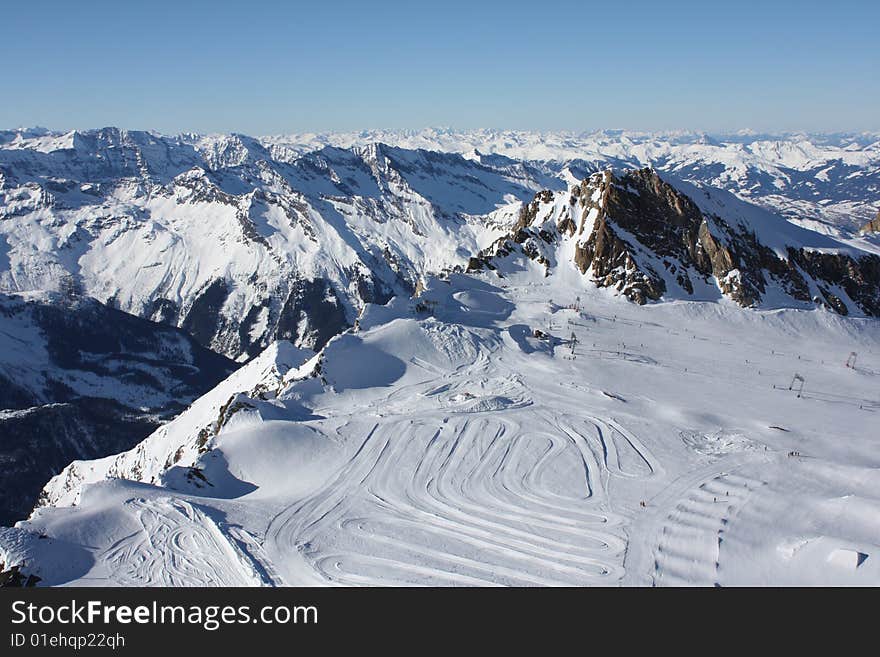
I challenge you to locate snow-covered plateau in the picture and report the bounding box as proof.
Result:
[0,127,878,586]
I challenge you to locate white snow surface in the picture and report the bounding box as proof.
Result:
[5,266,880,587]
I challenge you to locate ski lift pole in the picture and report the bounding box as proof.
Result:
[789,373,805,398]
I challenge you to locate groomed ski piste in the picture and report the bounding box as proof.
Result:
[2,263,879,587]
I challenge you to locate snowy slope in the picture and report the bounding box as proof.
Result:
[3,128,879,364]
[2,129,879,586]
[5,269,879,587]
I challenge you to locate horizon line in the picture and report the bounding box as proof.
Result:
[5,125,880,140]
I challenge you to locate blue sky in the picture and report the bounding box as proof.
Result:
[2,0,878,134]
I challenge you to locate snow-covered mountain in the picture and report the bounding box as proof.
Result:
[470,168,880,315]
[264,128,880,231]
[0,292,235,524]
[2,128,877,363]
[1,127,879,586]
[0,128,555,360]
[6,271,879,586]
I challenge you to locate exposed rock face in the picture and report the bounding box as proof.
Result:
[0,293,237,524]
[471,168,880,316]
[0,563,41,587]
[274,278,352,355]
[860,211,880,234]
[788,249,880,316]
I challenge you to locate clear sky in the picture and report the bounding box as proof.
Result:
[2,0,878,135]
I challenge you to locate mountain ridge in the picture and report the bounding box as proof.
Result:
[2,128,878,362]
[468,168,880,315]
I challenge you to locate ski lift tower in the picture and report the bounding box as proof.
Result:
[789,373,805,398]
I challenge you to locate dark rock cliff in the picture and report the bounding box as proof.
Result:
[470,168,880,316]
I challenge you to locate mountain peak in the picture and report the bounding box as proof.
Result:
[469,167,880,314]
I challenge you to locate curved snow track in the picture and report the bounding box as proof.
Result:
[100,498,266,587]
[264,412,657,586]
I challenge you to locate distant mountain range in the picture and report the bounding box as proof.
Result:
[2,128,878,359]
[261,128,880,231]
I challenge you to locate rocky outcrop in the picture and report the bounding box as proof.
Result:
[860,211,880,234]
[572,215,664,304]
[788,248,880,316]
[0,563,41,587]
[472,168,880,316]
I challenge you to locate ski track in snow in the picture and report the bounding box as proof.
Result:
[619,451,772,587]
[100,498,266,587]
[15,274,880,587]
[651,470,768,586]
[264,412,657,586]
